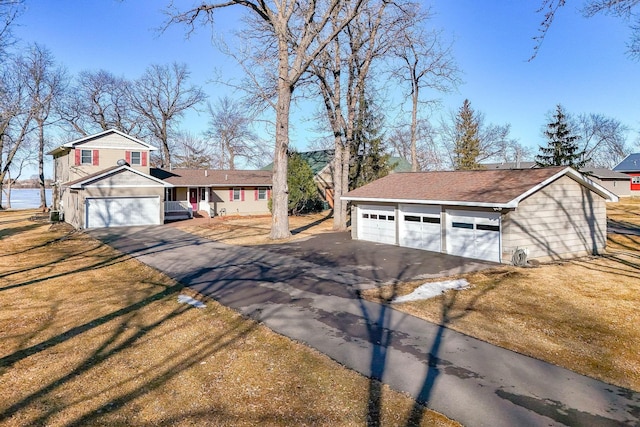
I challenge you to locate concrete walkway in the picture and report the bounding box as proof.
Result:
[88,226,640,427]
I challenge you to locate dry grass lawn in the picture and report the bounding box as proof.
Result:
[173,211,335,246]
[0,210,456,427]
[361,198,640,392]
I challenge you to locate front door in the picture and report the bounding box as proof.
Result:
[189,188,198,211]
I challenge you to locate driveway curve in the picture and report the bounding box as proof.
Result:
[88,225,640,427]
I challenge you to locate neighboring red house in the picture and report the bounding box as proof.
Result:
[613,154,640,195]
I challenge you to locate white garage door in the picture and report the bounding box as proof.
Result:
[399,204,441,252]
[86,197,161,228]
[358,205,396,245]
[446,209,501,262]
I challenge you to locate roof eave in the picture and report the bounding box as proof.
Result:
[68,166,173,189]
[340,196,517,209]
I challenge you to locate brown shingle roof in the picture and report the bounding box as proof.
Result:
[151,168,272,187]
[343,167,569,205]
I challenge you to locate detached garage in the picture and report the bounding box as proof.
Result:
[62,165,172,229]
[342,167,618,263]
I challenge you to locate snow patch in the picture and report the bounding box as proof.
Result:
[178,294,206,308]
[391,279,470,303]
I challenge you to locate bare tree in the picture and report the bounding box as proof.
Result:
[391,17,460,172]
[576,113,631,168]
[59,69,143,137]
[0,56,36,209]
[172,130,214,169]
[128,62,206,169]
[0,0,24,59]
[206,96,271,169]
[535,0,640,59]
[165,0,365,239]
[388,119,446,170]
[18,43,66,209]
[310,0,409,230]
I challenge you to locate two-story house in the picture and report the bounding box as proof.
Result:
[47,129,172,228]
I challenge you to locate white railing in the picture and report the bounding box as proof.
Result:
[164,201,193,216]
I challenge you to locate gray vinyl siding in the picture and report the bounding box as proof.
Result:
[503,175,607,261]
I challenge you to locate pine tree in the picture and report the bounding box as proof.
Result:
[535,104,587,169]
[349,98,393,190]
[453,99,481,170]
[286,151,323,215]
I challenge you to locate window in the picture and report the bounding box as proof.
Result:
[232,188,241,201]
[452,222,473,229]
[404,215,421,222]
[258,188,268,200]
[387,215,395,221]
[379,215,387,220]
[81,149,93,165]
[130,151,141,165]
[362,213,369,219]
[370,214,378,219]
[477,224,500,232]
[201,188,206,201]
[423,217,440,224]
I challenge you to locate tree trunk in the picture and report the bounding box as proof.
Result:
[37,120,47,209]
[332,141,346,231]
[270,52,292,240]
[410,86,419,172]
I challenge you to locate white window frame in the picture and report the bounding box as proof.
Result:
[130,151,141,166]
[81,149,93,165]
[258,187,268,200]
[232,188,242,201]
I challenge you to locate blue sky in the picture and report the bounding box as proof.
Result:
[12,0,640,176]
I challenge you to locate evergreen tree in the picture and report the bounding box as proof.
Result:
[286,151,323,215]
[536,104,587,169]
[453,99,481,170]
[349,98,394,190]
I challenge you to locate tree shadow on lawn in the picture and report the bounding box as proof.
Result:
[0,278,261,426]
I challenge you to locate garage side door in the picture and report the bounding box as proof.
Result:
[399,205,441,252]
[446,210,501,262]
[86,197,160,228]
[358,205,396,245]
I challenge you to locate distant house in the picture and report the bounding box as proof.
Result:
[263,149,411,207]
[581,167,632,197]
[47,129,171,229]
[151,168,272,217]
[613,154,640,196]
[342,167,618,263]
[481,161,537,170]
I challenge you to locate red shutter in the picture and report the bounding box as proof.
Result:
[229,189,233,202]
[142,152,147,166]
[267,189,271,199]
[75,149,81,166]
[125,151,131,164]
[254,189,258,200]
[241,189,245,201]
[92,150,99,166]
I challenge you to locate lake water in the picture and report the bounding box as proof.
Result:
[2,188,53,210]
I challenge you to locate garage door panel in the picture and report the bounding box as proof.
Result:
[398,204,441,252]
[359,205,396,245]
[446,210,501,262]
[86,197,160,228]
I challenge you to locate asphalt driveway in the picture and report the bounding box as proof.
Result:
[262,231,496,284]
[88,225,640,427]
